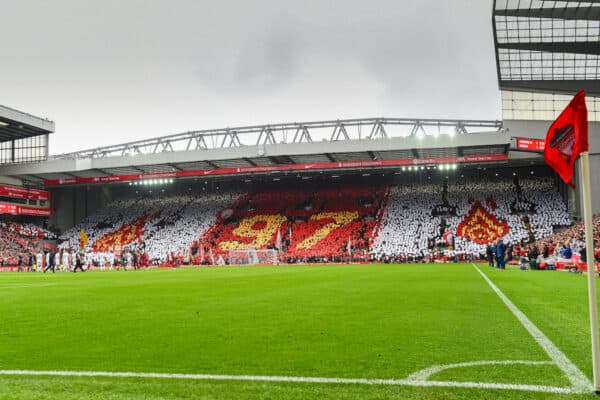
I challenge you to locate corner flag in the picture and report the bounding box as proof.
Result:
[545,90,600,393]
[543,90,588,187]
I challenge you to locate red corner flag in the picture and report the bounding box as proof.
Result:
[544,90,589,187]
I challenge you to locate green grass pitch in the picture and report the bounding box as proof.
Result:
[1,263,599,399]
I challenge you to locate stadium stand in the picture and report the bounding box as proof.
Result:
[533,214,600,256]
[372,183,441,260]
[44,177,575,266]
[0,221,55,267]
[195,187,386,263]
[520,178,573,240]
[58,192,238,264]
[372,177,571,261]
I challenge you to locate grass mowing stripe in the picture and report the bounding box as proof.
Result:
[473,264,591,393]
[0,369,578,394]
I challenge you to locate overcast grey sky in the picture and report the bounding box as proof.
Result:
[1,0,501,154]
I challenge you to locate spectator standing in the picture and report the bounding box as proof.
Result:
[43,250,56,273]
[486,243,494,267]
[73,251,85,272]
[496,239,506,270]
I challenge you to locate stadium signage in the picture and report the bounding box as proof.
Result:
[0,202,51,216]
[0,203,18,214]
[516,138,545,152]
[17,206,52,216]
[0,184,49,201]
[43,154,508,186]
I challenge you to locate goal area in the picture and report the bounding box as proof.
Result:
[228,249,279,265]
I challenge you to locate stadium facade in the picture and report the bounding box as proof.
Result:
[493,0,600,216]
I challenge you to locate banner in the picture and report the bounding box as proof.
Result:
[17,206,52,217]
[275,229,282,251]
[43,154,509,186]
[0,202,51,216]
[0,184,49,201]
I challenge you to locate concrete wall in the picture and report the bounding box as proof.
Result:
[49,186,113,233]
[0,175,22,186]
[49,188,74,232]
[576,153,600,218]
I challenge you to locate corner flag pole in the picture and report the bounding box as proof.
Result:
[580,151,600,392]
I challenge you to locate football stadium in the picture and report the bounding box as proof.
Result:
[1,1,600,399]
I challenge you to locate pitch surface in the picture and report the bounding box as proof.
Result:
[0,263,597,399]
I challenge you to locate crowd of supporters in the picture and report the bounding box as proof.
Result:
[1,176,584,269]
[527,213,600,268]
[194,187,384,264]
[533,214,600,250]
[372,177,571,262]
[0,221,55,267]
[58,193,238,266]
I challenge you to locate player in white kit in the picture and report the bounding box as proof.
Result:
[35,251,43,272]
[62,250,70,272]
[54,251,62,271]
[99,253,106,271]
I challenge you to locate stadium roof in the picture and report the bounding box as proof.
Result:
[0,117,514,186]
[493,0,600,95]
[0,104,55,142]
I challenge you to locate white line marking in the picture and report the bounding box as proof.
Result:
[0,369,577,394]
[407,360,553,381]
[0,283,56,289]
[473,263,592,393]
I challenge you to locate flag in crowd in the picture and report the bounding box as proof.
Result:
[79,229,88,250]
[276,229,282,251]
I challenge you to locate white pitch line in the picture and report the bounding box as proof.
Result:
[0,283,56,289]
[473,263,592,393]
[0,369,577,394]
[407,360,553,381]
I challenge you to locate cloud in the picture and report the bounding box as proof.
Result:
[192,20,304,91]
[0,0,501,153]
